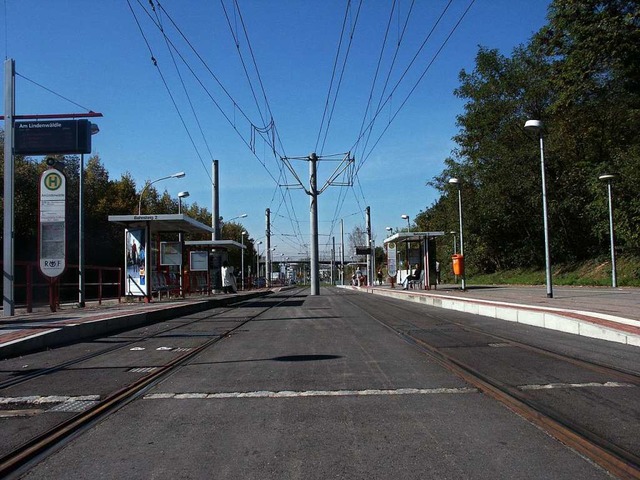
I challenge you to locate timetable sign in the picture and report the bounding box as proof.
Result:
[15,119,92,155]
[39,169,66,278]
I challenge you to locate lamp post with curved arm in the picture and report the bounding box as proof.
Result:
[138,171,186,215]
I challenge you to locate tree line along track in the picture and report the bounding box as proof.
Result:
[339,289,640,479]
[0,287,307,479]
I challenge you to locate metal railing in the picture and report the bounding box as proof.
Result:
[1,261,122,313]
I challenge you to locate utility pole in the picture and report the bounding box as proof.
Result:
[280,151,354,295]
[212,160,220,240]
[3,59,15,316]
[211,159,221,293]
[309,154,319,295]
[366,206,372,286]
[265,208,271,288]
[331,236,335,285]
[340,219,345,286]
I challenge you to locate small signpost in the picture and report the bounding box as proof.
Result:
[39,168,66,278]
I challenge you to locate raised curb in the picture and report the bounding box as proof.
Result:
[340,285,640,348]
[0,291,270,360]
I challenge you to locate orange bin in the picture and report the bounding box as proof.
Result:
[452,254,465,276]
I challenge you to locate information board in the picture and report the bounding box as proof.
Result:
[387,242,397,277]
[15,119,92,155]
[190,251,208,272]
[160,242,182,266]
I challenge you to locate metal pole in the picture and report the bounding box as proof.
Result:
[331,237,335,285]
[606,180,617,288]
[212,160,220,240]
[265,208,271,288]
[309,153,320,295]
[340,218,345,286]
[241,233,245,290]
[3,58,15,316]
[539,134,553,298]
[78,154,85,307]
[457,187,466,291]
[366,206,372,286]
[178,197,184,296]
[256,243,260,280]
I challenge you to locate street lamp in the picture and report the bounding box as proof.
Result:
[178,191,190,214]
[449,178,465,291]
[400,215,410,272]
[256,240,263,280]
[401,214,410,232]
[525,119,553,298]
[78,122,100,308]
[599,174,617,288]
[176,191,190,297]
[138,171,186,215]
[449,231,458,284]
[385,226,393,237]
[223,213,248,223]
[241,231,247,290]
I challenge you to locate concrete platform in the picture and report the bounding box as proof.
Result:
[0,290,272,360]
[340,284,640,347]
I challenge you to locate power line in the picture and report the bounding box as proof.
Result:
[317,0,364,155]
[15,73,95,112]
[357,0,476,174]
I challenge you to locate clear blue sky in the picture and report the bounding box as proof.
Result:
[3,0,550,259]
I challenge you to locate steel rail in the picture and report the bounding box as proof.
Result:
[342,289,640,382]
[340,291,640,479]
[0,287,306,478]
[0,304,240,390]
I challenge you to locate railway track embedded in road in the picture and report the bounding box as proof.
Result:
[339,289,640,480]
[0,287,307,479]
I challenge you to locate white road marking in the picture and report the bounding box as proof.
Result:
[0,395,100,405]
[518,381,634,391]
[144,387,479,400]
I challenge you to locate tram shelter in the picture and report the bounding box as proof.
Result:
[383,231,444,290]
[108,214,214,302]
[184,239,245,293]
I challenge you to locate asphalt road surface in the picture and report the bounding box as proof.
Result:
[3,287,638,479]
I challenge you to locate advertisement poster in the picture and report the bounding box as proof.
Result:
[387,242,397,277]
[125,228,147,296]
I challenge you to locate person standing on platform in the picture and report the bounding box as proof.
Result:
[221,261,237,293]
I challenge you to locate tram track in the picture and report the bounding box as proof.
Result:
[0,305,241,391]
[0,287,307,479]
[339,289,640,479]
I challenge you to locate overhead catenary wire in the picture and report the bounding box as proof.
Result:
[160,0,304,249]
[152,3,215,182]
[131,0,308,251]
[316,0,364,156]
[16,73,95,113]
[127,0,213,183]
[351,0,456,169]
[356,0,476,175]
